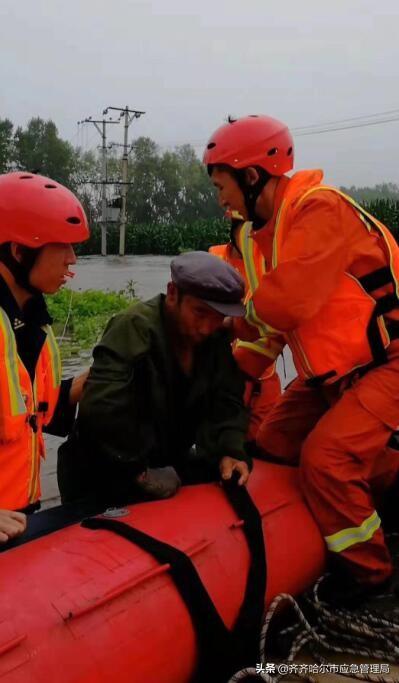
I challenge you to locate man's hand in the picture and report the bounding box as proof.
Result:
[69,369,90,405]
[0,510,27,543]
[219,456,250,486]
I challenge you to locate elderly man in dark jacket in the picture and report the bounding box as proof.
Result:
[58,251,252,506]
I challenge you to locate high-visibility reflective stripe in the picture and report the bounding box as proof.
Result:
[325,510,381,553]
[43,325,61,388]
[239,222,260,293]
[235,339,281,360]
[0,310,26,416]
[239,223,279,338]
[245,300,269,337]
[297,185,399,299]
[272,201,285,269]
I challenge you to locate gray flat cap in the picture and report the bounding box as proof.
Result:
[170,250,245,317]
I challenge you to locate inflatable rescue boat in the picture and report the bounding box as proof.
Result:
[0,460,325,683]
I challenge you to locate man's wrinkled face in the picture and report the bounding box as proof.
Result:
[167,283,225,345]
[211,167,248,220]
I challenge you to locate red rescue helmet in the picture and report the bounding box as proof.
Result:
[0,172,90,247]
[203,115,294,176]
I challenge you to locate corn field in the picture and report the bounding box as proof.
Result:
[77,200,399,256]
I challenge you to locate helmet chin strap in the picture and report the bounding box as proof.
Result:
[235,167,271,229]
[229,219,243,256]
[1,245,41,297]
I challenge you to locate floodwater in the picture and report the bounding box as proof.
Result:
[42,254,295,507]
[69,254,173,299]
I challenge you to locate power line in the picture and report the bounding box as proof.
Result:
[156,107,399,149]
[294,114,399,137]
[70,106,399,152]
[292,107,399,132]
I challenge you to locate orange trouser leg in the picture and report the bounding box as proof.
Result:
[247,371,282,442]
[256,378,329,463]
[301,386,399,585]
[257,360,399,585]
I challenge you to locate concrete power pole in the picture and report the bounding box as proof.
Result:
[82,116,120,256]
[103,106,145,256]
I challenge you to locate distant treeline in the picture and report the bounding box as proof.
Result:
[0,117,220,229]
[77,199,399,256]
[1,116,399,255]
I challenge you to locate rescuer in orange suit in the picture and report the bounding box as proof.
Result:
[209,210,281,441]
[0,172,90,516]
[203,115,399,602]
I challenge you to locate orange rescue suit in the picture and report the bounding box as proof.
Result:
[209,241,281,440]
[0,308,61,509]
[244,169,399,585]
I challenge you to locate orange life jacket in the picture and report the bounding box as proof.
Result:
[271,183,399,384]
[209,243,246,280]
[210,237,283,378]
[0,308,61,509]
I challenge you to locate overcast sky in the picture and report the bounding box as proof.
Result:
[1,0,398,186]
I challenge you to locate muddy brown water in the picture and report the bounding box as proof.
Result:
[42,254,296,508]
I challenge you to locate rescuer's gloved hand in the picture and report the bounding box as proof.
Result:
[135,467,182,500]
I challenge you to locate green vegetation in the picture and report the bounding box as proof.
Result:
[46,288,133,358]
[364,200,399,237]
[341,183,399,202]
[0,116,221,233]
[78,199,399,255]
[79,218,230,256]
[2,114,399,254]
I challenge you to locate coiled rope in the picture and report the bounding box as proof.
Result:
[228,535,399,683]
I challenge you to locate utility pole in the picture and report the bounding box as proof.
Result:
[103,106,145,256]
[79,115,120,256]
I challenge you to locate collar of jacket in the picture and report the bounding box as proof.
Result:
[0,275,52,331]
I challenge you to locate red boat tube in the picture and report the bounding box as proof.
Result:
[0,461,325,682]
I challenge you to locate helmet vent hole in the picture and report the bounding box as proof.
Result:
[207,142,216,150]
[287,147,293,156]
[267,147,278,157]
[66,216,81,225]
[20,175,33,180]
[45,184,57,189]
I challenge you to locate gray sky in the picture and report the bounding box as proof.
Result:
[1,0,399,186]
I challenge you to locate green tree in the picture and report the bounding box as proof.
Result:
[14,118,77,187]
[126,137,220,225]
[174,144,220,222]
[0,118,14,173]
[72,149,102,223]
[126,137,161,224]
